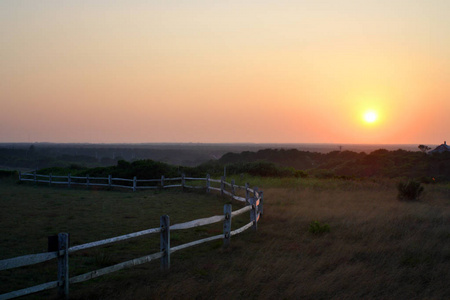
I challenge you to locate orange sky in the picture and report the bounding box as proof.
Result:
[1,1,449,144]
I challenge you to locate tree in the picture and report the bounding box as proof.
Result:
[418,145,431,153]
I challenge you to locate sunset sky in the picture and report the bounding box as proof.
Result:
[1,1,449,144]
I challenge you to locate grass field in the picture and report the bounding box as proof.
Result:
[1,175,450,299]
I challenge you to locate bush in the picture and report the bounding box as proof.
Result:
[309,221,330,234]
[294,170,308,178]
[397,180,424,201]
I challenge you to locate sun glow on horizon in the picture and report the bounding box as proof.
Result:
[363,110,378,124]
[0,2,449,144]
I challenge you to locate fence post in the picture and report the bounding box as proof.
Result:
[68,173,71,188]
[49,173,52,186]
[160,215,170,271]
[161,175,165,189]
[86,174,90,187]
[259,191,264,217]
[231,179,235,196]
[181,174,185,191]
[206,174,210,193]
[18,171,21,182]
[223,204,232,248]
[251,198,258,231]
[57,232,69,298]
[245,183,249,204]
[253,187,258,199]
[220,176,225,196]
[133,176,137,192]
[108,175,112,188]
[34,171,36,184]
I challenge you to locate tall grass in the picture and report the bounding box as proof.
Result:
[0,175,249,298]
[1,175,450,299]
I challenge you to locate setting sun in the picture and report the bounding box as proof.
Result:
[363,111,378,123]
[0,1,448,145]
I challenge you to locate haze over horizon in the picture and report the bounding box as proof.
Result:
[1,1,449,145]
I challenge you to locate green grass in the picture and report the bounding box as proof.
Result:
[1,175,450,299]
[0,176,249,298]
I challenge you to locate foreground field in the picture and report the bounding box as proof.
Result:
[1,176,450,299]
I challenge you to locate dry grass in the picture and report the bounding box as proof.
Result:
[255,185,450,299]
[70,179,450,300]
[1,176,450,299]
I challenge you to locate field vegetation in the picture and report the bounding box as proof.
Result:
[24,147,450,190]
[217,148,450,182]
[1,172,450,299]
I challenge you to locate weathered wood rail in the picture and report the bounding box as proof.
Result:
[1,176,263,300]
[18,172,247,193]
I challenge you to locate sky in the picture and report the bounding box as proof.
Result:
[1,1,449,145]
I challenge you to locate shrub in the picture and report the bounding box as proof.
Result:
[309,221,330,234]
[397,180,424,201]
[294,170,308,178]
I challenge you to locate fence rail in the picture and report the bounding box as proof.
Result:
[1,175,263,300]
[18,172,260,204]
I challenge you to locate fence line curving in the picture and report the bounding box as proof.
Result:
[1,175,263,300]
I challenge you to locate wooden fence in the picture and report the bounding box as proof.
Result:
[1,175,263,300]
[19,171,251,195]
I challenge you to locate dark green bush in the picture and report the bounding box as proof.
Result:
[309,221,330,234]
[294,170,308,178]
[397,180,424,201]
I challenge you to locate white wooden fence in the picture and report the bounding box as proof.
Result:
[18,171,252,195]
[0,175,263,300]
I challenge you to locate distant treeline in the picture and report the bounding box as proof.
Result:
[33,148,450,183]
[217,149,450,181]
[219,149,450,181]
[0,146,116,170]
[0,143,267,170]
[0,145,208,170]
